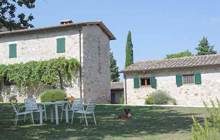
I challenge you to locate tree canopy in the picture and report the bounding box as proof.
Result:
[166,50,193,59]
[125,31,134,68]
[0,0,36,30]
[195,36,217,55]
[110,51,120,82]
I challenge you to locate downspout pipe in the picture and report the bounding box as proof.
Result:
[124,74,127,104]
[79,27,82,98]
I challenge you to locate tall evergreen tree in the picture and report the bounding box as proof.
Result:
[195,36,217,55]
[125,31,134,68]
[110,51,120,82]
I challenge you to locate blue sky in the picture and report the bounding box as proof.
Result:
[18,0,220,81]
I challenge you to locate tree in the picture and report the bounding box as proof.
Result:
[195,36,217,55]
[166,50,194,59]
[110,51,120,82]
[125,31,134,68]
[0,0,36,31]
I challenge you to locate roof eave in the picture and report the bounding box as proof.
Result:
[0,21,116,40]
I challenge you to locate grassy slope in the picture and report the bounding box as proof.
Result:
[0,103,208,140]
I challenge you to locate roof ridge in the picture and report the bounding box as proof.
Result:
[136,54,220,63]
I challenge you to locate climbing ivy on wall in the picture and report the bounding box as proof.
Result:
[0,57,81,90]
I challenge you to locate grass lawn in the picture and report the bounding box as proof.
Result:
[0,103,208,140]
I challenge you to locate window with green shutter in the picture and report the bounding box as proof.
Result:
[57,38,65,53]
[150,76,156,88]
[9,44,17,58]
[176,74,182,86]
[195,73,201,84]
[134,77,140,88]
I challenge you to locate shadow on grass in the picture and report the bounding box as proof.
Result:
[0,103,207,140]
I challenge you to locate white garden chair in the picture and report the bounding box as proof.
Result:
[69,98,84,124]
[71,98,96,126]
[10,100,34,126]
[61,98,84,121]
[24,98,47,121]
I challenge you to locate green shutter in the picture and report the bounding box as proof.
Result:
[151,76,156,88]
[9,44,17,58]
[176,74,182,86]
[195,73,201,84]
[57,38,65,53]
[134,77,140,88]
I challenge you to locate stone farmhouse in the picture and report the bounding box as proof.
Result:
[0,20,116,104]
[121,54,220,106]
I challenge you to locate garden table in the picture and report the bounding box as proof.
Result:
[39,101,68,125]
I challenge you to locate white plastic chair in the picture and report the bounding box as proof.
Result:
[10,100,34,126]
[60,98,84,121]
[72,98,97,126]
[24,98,47,121]
[70,98,84,124]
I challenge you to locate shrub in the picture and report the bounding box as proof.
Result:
[191,99,220,139]
[145,90,176,105]
[151,90,170,104]
[120,93,124,104]
[40,89,67,102]
[145,96,153,104]
[168,98,177,105]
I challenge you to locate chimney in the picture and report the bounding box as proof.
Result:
[60,19,73,25]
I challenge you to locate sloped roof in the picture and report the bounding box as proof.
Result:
[111,82,124,90]
[0,21,116,40]
[121,54,220,72]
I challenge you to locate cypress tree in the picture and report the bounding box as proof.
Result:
[125,31,134,68]
[110,51,120,82]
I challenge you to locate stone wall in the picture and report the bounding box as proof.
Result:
[124,66,220,106]
[0,27,80,64]
[82,26,111,104]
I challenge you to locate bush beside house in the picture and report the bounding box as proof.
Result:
[145,90,176,105]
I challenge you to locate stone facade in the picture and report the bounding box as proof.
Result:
[0,22,114,104]
[124,66,220,106]
[111,90,123,104]
[82,26,111,103]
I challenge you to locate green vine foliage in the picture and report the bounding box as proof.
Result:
[0,57,81,90]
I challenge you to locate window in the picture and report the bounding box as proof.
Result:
[57,38,65,53]
[140,78,151,86]
[9,44,17,58]
[182,74,194,84]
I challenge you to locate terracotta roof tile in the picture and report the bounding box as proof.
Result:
[121,54,220,72]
